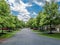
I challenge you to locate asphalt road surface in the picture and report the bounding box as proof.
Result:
[0,28,60,45]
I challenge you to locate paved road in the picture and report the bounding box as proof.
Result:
[0,28,60,45]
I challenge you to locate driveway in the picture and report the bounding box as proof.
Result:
[0,28,60,45]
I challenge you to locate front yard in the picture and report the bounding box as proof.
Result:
[32,30,60,39]
[0,29,20,41]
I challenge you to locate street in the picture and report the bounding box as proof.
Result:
[0,28,60,45]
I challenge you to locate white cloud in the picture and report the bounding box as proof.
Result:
[34,1,44,6]
[6,0,32,22]
[33,0,52,6]
[17,14,31,22]
[32,12,37,15]
[46,0,51,2]
[6,0,15,6]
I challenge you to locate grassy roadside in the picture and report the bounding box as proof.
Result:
[0,29,20,40]
[32,30,60,39]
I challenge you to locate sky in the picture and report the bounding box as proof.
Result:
[6,0,60,22]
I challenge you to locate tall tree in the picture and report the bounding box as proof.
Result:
[43,1,59,33]
[0,0,10,33]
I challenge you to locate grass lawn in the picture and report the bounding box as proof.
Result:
[0,30,20,40]
[32,30,60,39]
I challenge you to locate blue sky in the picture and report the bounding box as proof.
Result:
[6,0,60,22]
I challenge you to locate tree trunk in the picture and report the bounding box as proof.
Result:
[49,23,53,34]
[1,28,3,34]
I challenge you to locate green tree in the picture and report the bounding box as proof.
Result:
[0,0,10,33]
[43,1,59,33]
[0,0,10,16]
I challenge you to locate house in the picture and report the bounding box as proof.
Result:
[56,25,60,32]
